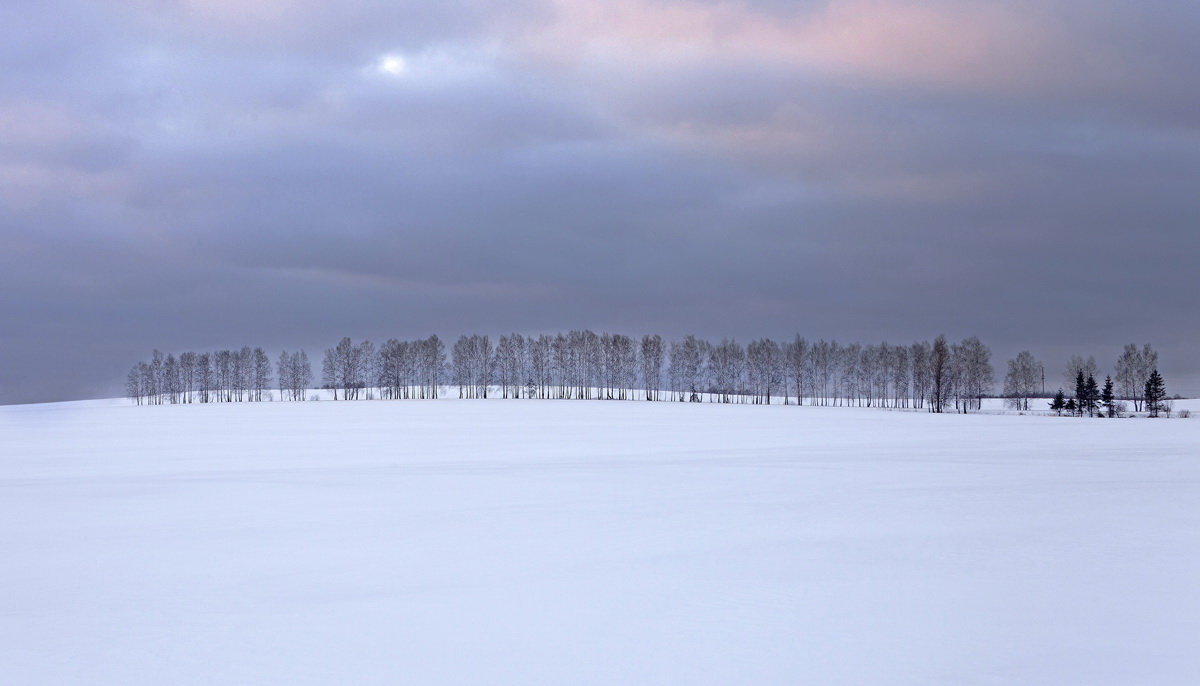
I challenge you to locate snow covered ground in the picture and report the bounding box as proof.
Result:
[1,397,1197,684]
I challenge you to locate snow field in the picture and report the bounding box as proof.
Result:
[0,398,1197,684]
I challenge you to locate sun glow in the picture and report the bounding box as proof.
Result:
[376,54,407,76]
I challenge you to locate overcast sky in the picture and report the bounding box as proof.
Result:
[2,0,1198,403]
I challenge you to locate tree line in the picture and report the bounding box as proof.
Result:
[126,334,1170,416]
[126,348,273,405]
[326,332,997,411]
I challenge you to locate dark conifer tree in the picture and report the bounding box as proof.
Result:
[1065,397,1077,415]
[1144,369,1167,418]
[1050,389,1066,415]
[1100,376,1116,418]
[1084,374,1100,417]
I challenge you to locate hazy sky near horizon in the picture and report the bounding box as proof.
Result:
[2,0,1198,403]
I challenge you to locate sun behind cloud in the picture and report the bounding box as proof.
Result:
[376,53,407,76]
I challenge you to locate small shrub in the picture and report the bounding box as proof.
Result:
[1178,409,1190,419]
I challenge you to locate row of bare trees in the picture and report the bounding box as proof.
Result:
[126,348,272,405]
[277,351,313,402]
[432,332,994,412]
[127,335,1168,414]
[129,333,996,410]
[321,336,447,400]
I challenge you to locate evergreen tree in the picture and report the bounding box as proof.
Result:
[1101,376,1116,418]
[1050,389,1066,415]
[1084,374,1099,417]
[1064,397,1077,415]
[1144,369,1167,418]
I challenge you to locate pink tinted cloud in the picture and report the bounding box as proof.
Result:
[520,0,1103,95]
[505,0,1123,202]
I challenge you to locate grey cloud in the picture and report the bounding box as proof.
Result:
[1,0,1198,403]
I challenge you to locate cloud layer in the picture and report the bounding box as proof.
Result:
[2,0,1198,402]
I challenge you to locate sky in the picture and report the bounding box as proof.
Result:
[1,0,1198,403]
